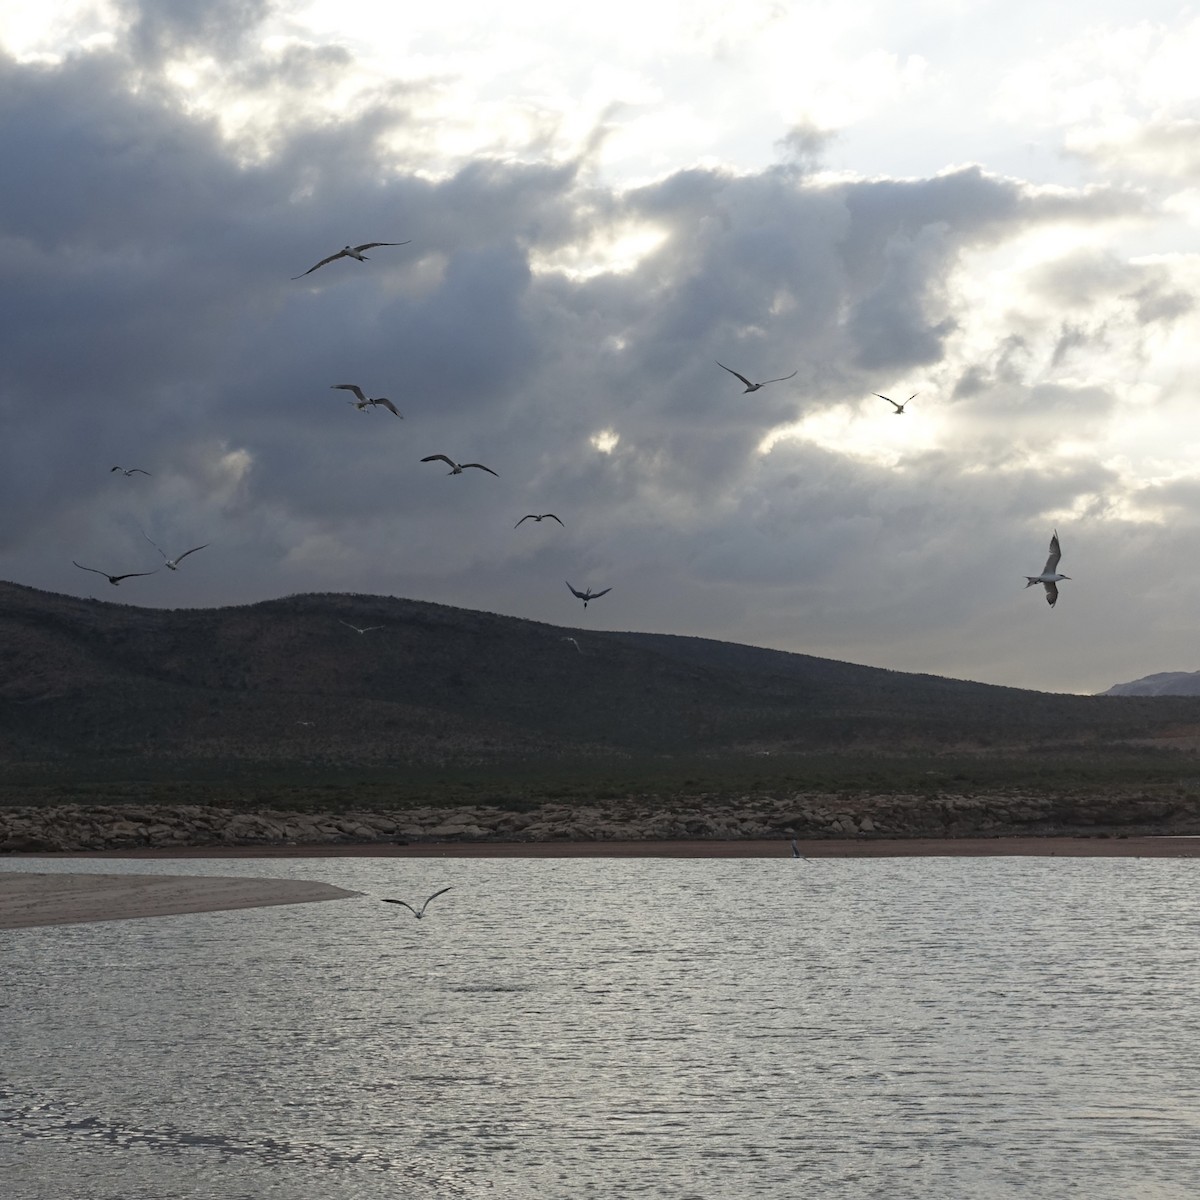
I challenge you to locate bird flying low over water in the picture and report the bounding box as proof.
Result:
[381,887,452,919]
[111,466,150,477]
[332,384,402,417]
[515,513,564,528]
[292,241,411,280]
[421,455,498,476]
[566,581,612,608]
[874,392,918,414]
[1025,530,1070,607]
[716,362,798,393]
[142,533,209,571]
[72,561,157,586]
[339,620,383,634]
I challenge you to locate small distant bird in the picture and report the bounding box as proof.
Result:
[111,466,150,477]
[716,361,798,393]
[562,636,583,654]
[340,620,383,634]
[875,392,918,414]
[292,241,411,280]
[381,887,452,919]
[72,561,157,586]
[566,581,611,608]
[515,513,564,528]
[421,455,498,476]
[1025,530,1070,608]
[142,533,209,571]
[332,384,402,418]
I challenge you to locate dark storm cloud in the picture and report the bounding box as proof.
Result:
[0,16,1175,691]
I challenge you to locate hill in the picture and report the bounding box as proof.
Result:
[4,581,1200,779]
[1102,671,1200,697]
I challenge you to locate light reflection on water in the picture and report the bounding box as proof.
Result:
[2,854,1199,1199]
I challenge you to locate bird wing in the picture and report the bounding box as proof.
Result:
[590,587,612,599]
[1043,532,1062,575]
[1043,580,1059,608]
[352,241,411,252]
[72,561,108,577]
[544,514,564,526]
[291,251,345,279]
[112,570,158,582]
[332,383,367,403]
[374,398,402,417]
[565,580,587,599]
[873,393,902,410]
[761,370,798,385]
[515,515,536,527]
[419,886,452,913]
[716,361,754,387]
[421,454,456,466]
[339,620,363,632]
[141,531,168,560]
[173,544,210,564]
[462,463,499,476]
[111,466,122,473]
[381,899,419,915]
[129,468,151,475]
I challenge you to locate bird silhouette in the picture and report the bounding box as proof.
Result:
[381,887,452,919]
[292,241,410,280]
[716,362,797,392]
[874,392,918,414]
[421,455,498,476]
[566,581,612,608]
[72,562,157,586]
[1024,530,1070,608]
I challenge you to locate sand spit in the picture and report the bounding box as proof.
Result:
[0,871,361,929]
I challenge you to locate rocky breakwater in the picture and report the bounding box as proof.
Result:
[3,789,1200,853]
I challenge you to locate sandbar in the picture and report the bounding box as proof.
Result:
[0,871,362,930]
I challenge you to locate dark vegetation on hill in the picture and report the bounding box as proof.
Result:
[3,581,1199,810]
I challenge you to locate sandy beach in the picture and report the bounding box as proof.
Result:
[0,871,361,930]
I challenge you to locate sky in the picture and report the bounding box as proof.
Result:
[3,0,1200,695]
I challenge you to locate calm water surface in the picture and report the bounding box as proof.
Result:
[2,854,1198,1199]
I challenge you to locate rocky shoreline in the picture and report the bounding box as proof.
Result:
[3,790,1200,853]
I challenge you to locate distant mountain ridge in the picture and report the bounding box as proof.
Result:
[3,580,1200,768]
[1102,671,1200,697]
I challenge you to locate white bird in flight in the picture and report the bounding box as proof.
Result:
[875,392,918,414]
[340,620,383,634]
[716,361,798,393]
[515,513,564,528]
[566,581,612,608]
[292,241,411,280]
[421,454,498,476]
[332,384,402,418]
[381,887,452,919]
[72,561,157,586]
[1024,530,1070,607]
[142,533,210,571]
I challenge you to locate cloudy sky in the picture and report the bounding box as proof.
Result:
[3,0,1200,694]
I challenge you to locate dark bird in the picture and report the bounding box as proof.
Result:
[381,887,452,919]
[111,466,151,477]
[72,561,157,586]
[142,532,209,571]
[716,361,798,393]
[1024,530,1070,608]
[332,384,402,418]
[515,513,564,527]
[566,581,611,608]
[421,454,498,476]
[874,391,918,414]
[292,241,411,280]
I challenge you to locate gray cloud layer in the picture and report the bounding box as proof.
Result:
[0,8,1193,694]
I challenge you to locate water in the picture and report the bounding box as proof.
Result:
[2,854,1199,1199]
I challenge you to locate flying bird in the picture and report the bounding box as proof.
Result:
[562,636,583,654]
[381,887,452,919]
[716,362,798,393]
[72,561,157,586]
[421,455,498,476]
[332,384,402,418]
[875,392,918,414]
[1024,530,1070,608]
[142,533,209,571]
[340,620,383,634]
[111,466,151,477]
[292,241,411,280]
[515,513,564,528]
[566,581,612,608]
